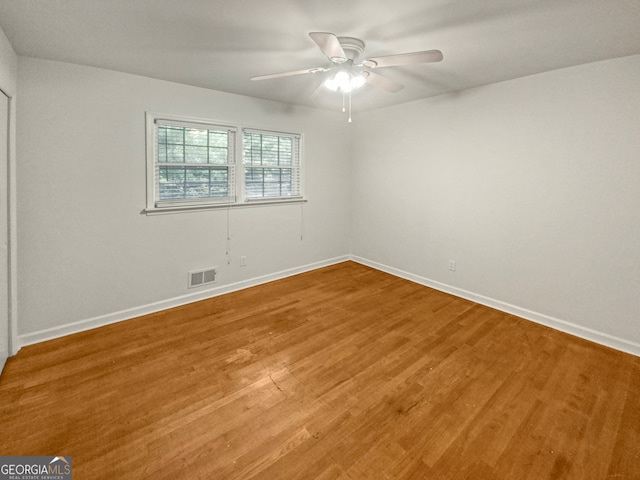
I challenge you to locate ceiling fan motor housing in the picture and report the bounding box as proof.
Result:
[337,37,365,63]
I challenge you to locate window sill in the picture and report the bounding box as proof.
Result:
[142,198,307,215]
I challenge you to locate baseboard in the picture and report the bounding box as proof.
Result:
[16,254,640,358]
[351,255,640,358]
[16,255,350,350]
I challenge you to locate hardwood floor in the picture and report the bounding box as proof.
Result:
[1,261,639,479]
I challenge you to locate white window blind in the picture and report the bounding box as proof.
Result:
[243,129,301,200]
[154,119,236,207]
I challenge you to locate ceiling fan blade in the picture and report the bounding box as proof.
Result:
[362,50,443,69]
[251,67,327,81]
[364,71,404,93]
[309,32,347,63]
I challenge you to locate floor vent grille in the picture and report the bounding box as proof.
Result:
[188,268,217,288]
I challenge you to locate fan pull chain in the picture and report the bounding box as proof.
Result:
[342,92,346,113]
[348,91,352,123]
[300,203,304,241]
[226,206,232,265]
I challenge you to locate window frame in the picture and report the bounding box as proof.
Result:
[243,128,302,202]
[145,112,305,214]
[153,118,237,207]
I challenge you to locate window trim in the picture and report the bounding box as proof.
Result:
[144,112,305,214]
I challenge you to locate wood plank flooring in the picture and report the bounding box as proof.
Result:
[1,261,639,479]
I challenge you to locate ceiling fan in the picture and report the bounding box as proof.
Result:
[251,32,443,120]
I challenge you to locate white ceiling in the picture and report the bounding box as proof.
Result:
[1,0,640,112]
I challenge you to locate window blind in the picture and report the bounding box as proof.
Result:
[242,129,301,200]
[155,120,236,207]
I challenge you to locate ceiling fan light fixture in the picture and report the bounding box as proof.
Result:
[323,74,339,91]
[324,69,366,93]
[323,70,347,92]
[350,73,366,89]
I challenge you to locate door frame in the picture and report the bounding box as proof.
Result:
[0,86,16,365]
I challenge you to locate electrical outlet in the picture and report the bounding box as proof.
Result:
[448,260,456,271]
[240,256,247,267]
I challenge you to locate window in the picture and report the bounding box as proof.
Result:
[243,130,301,200]
[154,119,236,206]
[146,113,303,212]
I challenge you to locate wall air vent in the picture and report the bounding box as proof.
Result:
[188,267,217,288]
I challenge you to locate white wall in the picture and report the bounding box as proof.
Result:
[0,26,18,355]
[16,57,351,343]
[351,55,640,352]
